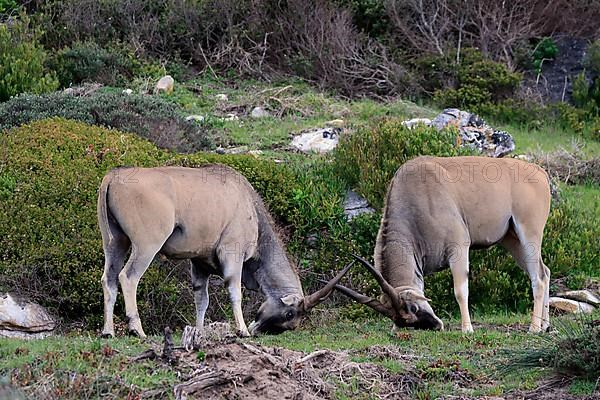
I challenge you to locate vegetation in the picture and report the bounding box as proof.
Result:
[1,1,600,397]
[0,16,58,101]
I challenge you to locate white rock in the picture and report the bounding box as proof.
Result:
[155,75,175,95]
[401,118,432,129]
[0,293,56,338]
[215,93,228,102]
[122,89,133,95]
[223,113,239,121]
[63,87,75,95]
[250,106,270,119]
[291,128,340,153]
[558,290,600,306]
[549,297,596,314]
[186,115,205,122]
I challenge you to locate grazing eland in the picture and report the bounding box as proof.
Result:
[98,164,351,338]
[333,156,551,333]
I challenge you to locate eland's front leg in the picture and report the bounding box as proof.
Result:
[219,252,250,337]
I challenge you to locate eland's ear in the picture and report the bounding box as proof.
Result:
[280,294,303,307]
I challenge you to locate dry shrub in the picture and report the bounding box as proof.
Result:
[532,145,600,185]
[267,0,417,96]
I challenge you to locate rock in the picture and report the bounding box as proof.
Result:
[557,290,600,306]
[549,297,595,314]
[215,93,228,102]
[326,119,345,128]
[290,127,341,153]
[343,190,375,220]
[248,150,263,157]
[122,88,133,95]
[0,293,56,339]
[250,107,270,119]
[429,108,515,157]
[186,115,205,122]
[155,75,175,95]
[63,87,75,95]
[401,118,432,129]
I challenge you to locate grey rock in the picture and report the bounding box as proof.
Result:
[155,75,175,95]
[0,293,56,338]
[344,190,375,220]
[215,93,228,102]
[429,108,515,158]
[250,107,270,119]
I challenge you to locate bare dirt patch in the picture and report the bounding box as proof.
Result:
[134,324,416,399]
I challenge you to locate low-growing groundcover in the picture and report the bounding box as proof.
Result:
[0,91,214,153]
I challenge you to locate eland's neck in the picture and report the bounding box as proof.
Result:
[254,204,303,300]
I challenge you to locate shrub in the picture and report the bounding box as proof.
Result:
[0,118,299,331]
[48,42,139,88]
[0,15,58,101]
[532,37,558,73]
[505,315,600,379]
[0,91,215,152]
[333,119,471,209]
[431,49,522,109]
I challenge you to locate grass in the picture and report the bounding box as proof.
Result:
[3,313,596,399]
[4,310,595,398]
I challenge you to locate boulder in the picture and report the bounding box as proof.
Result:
[557,290,600,306]
[409,108,516,158]
[549,297,596,314]
[250,107,270,119]
[0,293,56,339]
[122,88,133,95]
[291,127,340,153]
[343,190,375,220]
[155,75,175,95]
[215,93,229,102]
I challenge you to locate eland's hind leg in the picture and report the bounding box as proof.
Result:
[190,259,210,330]
[101,233,130,337]
[119,244,163,338]
[501,229,549,333]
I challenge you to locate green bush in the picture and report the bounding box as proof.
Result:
[0,118,299,330]
[532,37,559,73]
[334,119,472,209]
[0,16,58,101]
[48,42,139,87]
[0,0,18,14]
[427,48,521,109]
[0,91,214,152]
